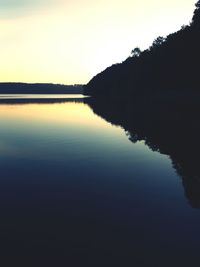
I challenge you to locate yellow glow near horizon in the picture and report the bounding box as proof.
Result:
[0,101,123,132]
[0,0,196,84]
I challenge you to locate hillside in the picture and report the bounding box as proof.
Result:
[84,1,200,97]
[84,1,200,208]
[0,83,83,94]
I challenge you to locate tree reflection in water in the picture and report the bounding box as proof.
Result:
[86,93,200,209]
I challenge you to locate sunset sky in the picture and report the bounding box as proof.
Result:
[0,0,196,84]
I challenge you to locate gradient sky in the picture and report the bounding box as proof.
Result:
[0,0,196,84]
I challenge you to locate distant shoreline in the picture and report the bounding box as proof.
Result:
[0,83,83,94]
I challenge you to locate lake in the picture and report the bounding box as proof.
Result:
[0,95,200,266]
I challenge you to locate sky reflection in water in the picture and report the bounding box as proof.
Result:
[0,95,200,266]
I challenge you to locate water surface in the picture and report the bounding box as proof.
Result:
[0,95,200,266]
[0,94,85,99]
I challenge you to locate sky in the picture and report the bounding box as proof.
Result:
[0,0,197,84]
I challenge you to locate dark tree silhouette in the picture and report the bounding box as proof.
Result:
[0,83,83,94]
[150,36,166,50]
[192,0,200,27]
[83,1,200,210]
[131,47,141,57]
[84,1,200,97]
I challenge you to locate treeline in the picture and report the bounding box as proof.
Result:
[0,83,83,94]
[84,1,200,97]
[83,1,200,208]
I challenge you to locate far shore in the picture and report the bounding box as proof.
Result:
[0,82,83,94]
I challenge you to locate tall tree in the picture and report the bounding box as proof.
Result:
[192,0,200,27]
[131,47,141,57]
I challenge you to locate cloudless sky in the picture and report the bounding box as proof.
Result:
[0,0,196,84]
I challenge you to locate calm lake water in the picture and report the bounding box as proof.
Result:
[0,95,200,266]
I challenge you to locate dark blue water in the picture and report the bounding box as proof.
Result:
[0,95,200,266]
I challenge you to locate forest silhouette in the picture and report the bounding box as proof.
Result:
[84,1,200,97]
[0,83,82,94]
[84,1,200,208]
